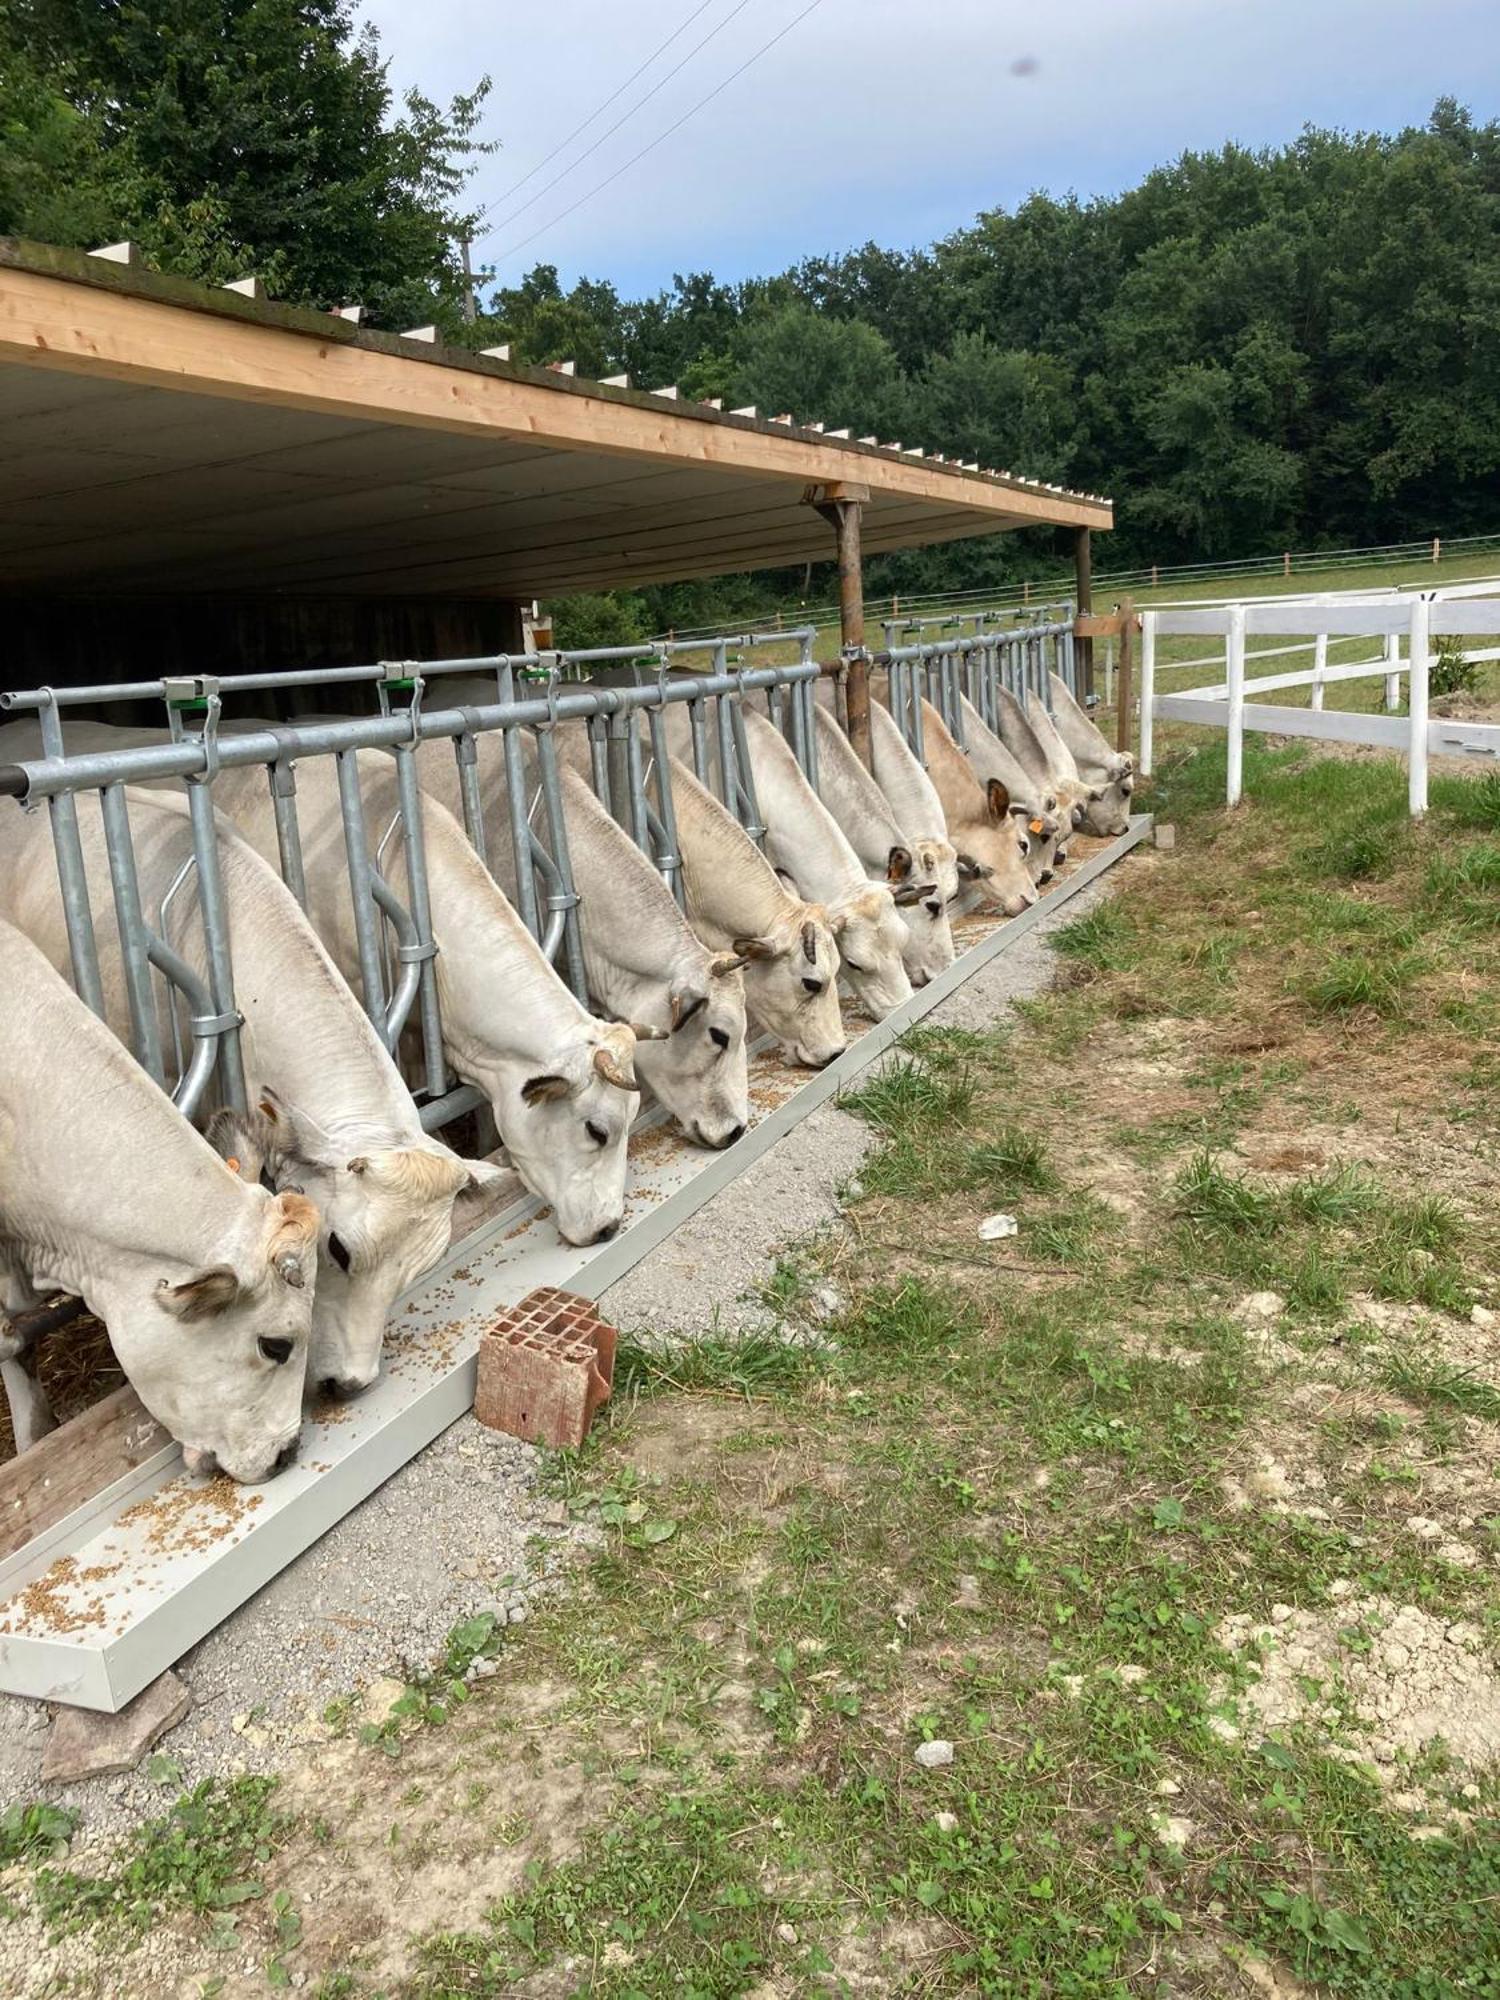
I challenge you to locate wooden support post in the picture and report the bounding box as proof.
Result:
[1115,596,1135,756]
[1074,526,1094,700]
[806,482,872,766]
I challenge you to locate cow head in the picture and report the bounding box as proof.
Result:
[914,835,962,910]
[110,1183,320,1484]
[885,846,954,989]
[1021,801,1063,885]
[828,883,914,1021]
[209,1093,504,1400]
[484,1019,640,1246]
[628,957,751,1151]
[1078,753,1134,837]
[730,906,846,1069]
[953,780,1040,919]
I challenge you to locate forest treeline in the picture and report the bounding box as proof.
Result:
[2,2,1496,638]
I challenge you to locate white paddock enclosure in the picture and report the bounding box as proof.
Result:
[0,820,1148,1709]
[1140,593,1500,814]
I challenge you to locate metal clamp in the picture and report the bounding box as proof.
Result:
[395,938,440,965]
[453,707,485,763]
[188,1007,244,1039]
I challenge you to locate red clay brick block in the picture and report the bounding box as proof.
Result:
[474,1287,617,1449]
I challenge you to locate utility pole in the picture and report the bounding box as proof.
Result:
[459,237,477,324]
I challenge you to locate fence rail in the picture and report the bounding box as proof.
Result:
[0,636,824,1137]
[1140,595,1500,815]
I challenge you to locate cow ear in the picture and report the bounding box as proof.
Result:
[521,1074,572,1106]
[731,935,780,962]
[986,778,1011,822]
[957,854,996,882]
[886,844,913,883]
[462,1158,507,1191]
[204,1107,268,1184]
[159,1265,242,1322]
[669,988,708,1033]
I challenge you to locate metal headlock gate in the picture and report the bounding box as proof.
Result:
[883,612,1077,759]
[0,626,1148,1710]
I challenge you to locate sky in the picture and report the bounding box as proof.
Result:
[360,0,1500,299]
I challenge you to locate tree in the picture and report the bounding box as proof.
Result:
[0,0,493,326]
[732,305,902,433]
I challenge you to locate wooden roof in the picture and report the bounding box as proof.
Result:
[0,239,1112,600]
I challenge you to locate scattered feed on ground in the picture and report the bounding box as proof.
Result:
[2,738,1498,1996]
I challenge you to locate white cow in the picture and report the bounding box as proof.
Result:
[809,705,954,986]
[0,918,318,1482]
[211,754,640,1248]
[0,789,502,1401]
[866,697,963,910]
[916,701,1038,917]
[675,705,912,1021]
[660,756,847,1069]
[1047,673,1136,835]
[419,732,751,1150]
[992,687,1099,836]
[956,695,1064,885]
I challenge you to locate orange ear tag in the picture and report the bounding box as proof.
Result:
[1028,818,1047,835]
[225,1156,241,1175]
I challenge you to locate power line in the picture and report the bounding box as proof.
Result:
[475,0,724,223]
[491,0,827,265]
[479,0,758,238]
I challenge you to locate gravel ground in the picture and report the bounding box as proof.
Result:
[0,868,1120,1835]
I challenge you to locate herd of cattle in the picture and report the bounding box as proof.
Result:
[0,668,1133,1488]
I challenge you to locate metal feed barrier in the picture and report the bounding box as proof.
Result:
[0,621,1155,1712]
[1139,594,1500,815]
[881,614,1077,760]
[0,633,823,1136]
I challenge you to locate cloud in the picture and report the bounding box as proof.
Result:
[359,0,1500,293]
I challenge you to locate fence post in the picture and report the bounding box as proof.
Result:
[1432,536,1441,566]
[1226,601,1246,807]
[1138,611,1156,777]
[1115,599,1135,756]
[1310,631,1328,711]
[1384,633,1401,712]
[1408,596,1430,817]
[1283,552,1291,579]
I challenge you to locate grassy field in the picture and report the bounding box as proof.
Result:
[4,736,1500,1996]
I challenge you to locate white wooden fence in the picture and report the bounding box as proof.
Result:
[1140,594,1500,815]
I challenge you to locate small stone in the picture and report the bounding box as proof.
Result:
[1471,1304,1496,1330]
[1270,1603,1295,1625]
[1205,1715,1240,1743]
[978,1212,1018,1241]
[543,1500,568,1527]
[1153,823,1176,852]
[775,1923,799,1945]
[933,1811,959,1833]
[508,1603,529,1625]
[953,1573,982,1611]
[914,1738,955,1769]
[1151,1813,1193,1849]
[363,1676,410,1726]
[1462,1783,1481,1800]
[1115,1663,1148,1686]
[42,1672,191,1784]
[1238,1292,1286,1321]
[812,1285,846,1319]
[1156,1778,1181,1796]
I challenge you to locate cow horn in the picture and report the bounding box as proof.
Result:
[893,880,937,907]
[274,1250,306,1290]
[709,950,747,977]
[628,1020,670,1042]
[593,1045,638,1091]
[800,919,819,965]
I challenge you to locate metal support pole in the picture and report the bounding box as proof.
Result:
[335,749,390,1027]
[183,774,248,1113]
[36,697,107,1021]
[97,783,168,1089]
[392,745,448,1101]
[533,728,588,1000]
[496,668,542,941]
[267,756,309,911]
